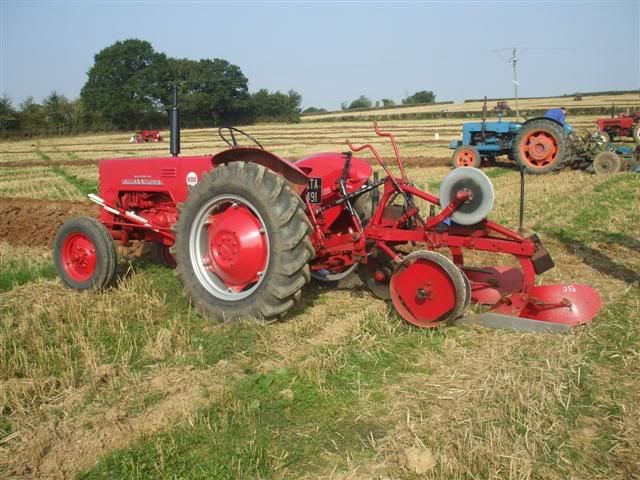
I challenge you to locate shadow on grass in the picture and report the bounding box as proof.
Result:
[548,231,640,285]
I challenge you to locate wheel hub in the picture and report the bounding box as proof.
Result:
[204,202,268,292]
[457,150,474,166]
[524,132,557,166]
[390,251,467,328]
[61,233,97,282]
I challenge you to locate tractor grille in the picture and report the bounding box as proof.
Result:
[160,168,177,178]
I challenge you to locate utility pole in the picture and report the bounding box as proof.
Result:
[510,48,519,120]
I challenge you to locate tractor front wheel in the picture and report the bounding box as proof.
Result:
[173,162,313,321]
[53,216,117,290]
[593,151,622,175]
[513,119,568,174]
[451,145,481,168]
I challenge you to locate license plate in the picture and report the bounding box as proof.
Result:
[307,177,322,204]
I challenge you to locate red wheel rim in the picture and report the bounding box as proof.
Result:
[190,195,269,300]
[455,149,476,167]
[390,256,459,328]
[519,130,558,168]
[61,232,97,282]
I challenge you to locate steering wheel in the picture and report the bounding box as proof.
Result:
[218,126,264,149]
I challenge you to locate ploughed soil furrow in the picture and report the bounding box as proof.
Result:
[0,198,97,247]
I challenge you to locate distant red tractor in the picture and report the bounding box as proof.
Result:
[52,91,601,332]
[131,130,163,143]
[595,112,640,143]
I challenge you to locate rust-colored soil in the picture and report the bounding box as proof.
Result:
[0,198,97,247]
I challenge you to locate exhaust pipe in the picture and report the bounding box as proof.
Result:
[170,85,180,157]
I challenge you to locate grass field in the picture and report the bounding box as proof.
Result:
[0,100,639,479]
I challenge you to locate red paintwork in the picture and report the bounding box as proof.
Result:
[81,124,601,328]
[297,152,372,239]
[462,266,524,305]
[390,256,458,328]
[61,232,97,282]
[596,113,639,138]
[492,284,602,326]
[205,203,267,291]
[97,147,307,246]
[134,130,162,143]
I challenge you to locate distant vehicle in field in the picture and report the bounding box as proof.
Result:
[493,101,513,114]
[595,112,640,143]
[574,95,583,101]
[450,99,571,174]
[130,130,163,143]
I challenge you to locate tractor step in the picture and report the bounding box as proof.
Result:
[455,312,571,333]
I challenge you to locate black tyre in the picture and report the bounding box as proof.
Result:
[173,162,313,321]
[592,151,622,175]
[149,242,177,268]
[513,119,568,174]
[632,124,640,144]
[53,216,117,290]
[451,145,481,169]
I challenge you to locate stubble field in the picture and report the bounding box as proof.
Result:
[0,103,639,479]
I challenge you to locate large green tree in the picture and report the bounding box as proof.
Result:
[402,90,436,105]
[43,91,74,133]
[81,39,170,129]
[250,89,301,123]
[170,57,251,126]
[0,95,19,134]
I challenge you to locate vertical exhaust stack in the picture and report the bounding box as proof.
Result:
[170,85,180,157]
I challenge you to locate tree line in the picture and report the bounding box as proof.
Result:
[0,39,302,137]
[0,38,439,137]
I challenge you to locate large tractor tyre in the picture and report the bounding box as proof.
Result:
[632,124,640,144]
[451,145,481,169]
[53,216,117,290]
[513,119,568,174]
[173,162,313,322]
[592,151,622,175]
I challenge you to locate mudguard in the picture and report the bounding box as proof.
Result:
[212,147,309,194]
[296,152,372,201]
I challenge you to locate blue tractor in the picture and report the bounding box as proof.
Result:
[449,99,571,174]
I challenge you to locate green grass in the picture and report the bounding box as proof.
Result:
[0,259,57,292]
[51,165,98,196]
[81,314,445,479]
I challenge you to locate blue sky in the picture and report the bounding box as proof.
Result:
[1,1,638,110]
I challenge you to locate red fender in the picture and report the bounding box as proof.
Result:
[212,147,309,194]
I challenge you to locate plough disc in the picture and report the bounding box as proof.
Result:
[390,251,468,328]
[492,284,602,327]
[462,266,524,305]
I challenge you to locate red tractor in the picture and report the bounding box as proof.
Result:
[53,94,601,331]
[131,130,163,143]
[595,112,640,144]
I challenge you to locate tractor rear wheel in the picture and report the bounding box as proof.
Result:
[53,216,117,290]
[632,124,640,144]
[173,162,313,321]
[451,145,481,168]
[513,119,568,174]
[593,151,622,175]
